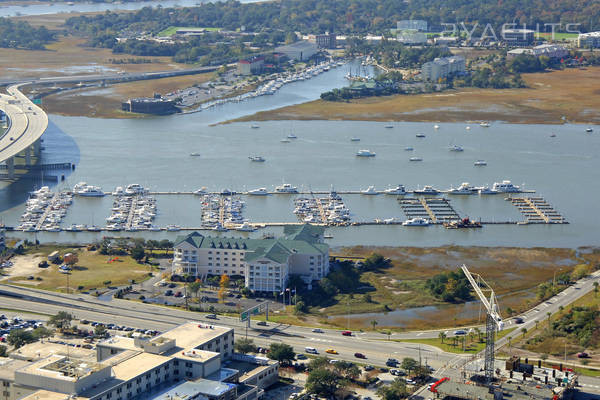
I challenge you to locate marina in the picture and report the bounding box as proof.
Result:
[398,197,461,224]
[510,196,568,224]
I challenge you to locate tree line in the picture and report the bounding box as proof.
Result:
[0,18,55,50]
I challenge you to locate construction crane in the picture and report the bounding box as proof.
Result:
[460,264,504,383]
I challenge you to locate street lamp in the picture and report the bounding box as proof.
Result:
[553,268,563,289]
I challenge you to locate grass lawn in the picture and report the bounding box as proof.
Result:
[13,248,152,293]
[536,32,579,40]
[396,327,517,354]
[158,26,222,36]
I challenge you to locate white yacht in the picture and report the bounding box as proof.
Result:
[474,160,487,166]
[249,156,266,162]
[404,147,414,151]
[409,157,423,162]
[166,225,181,232]
[213,223,228,232]
[361,186,378,195]
[586,127,593,133]
[356,149,376,157]
[236,222,256,232]
[477,186,500,195]
[112,186,124,196]
[448,182,476,195]
[275,183,298,193]
[193,187,208,195]
[466,126,471,130]
[413,185,440,195]
[87,225,101,232]
[384,185,406,195]
[251,124,260,129]
[76,185,105,197]
[449,145,464,152]
[402,217,430,226]
[280,138,291,143]
[190,152,201,157]
[385,124,394,129]
[416,133,426,138]
[492,180,521,193]
[248,187,269,196]
[125,184,146,195]
[350,137,361,142]
[480,122,490,127]
[434,125,440,129]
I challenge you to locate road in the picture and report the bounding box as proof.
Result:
[0,270,599,373]
[0,83,48,164]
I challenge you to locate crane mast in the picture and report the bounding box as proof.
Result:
[460,264,503,383]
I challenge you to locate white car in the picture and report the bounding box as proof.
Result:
[312,328,324,333]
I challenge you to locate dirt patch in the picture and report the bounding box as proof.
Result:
[0,254,45,281]
[229,67,600,125]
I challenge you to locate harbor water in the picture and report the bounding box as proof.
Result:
[1,62,599,248]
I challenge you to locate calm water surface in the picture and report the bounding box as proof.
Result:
[1,62,599,248]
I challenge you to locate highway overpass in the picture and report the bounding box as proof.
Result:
[0,83,48,179]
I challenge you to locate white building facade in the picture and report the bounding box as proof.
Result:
[421,56,466,81]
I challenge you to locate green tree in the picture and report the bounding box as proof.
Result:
[267,343,295,364]
[306,368,344,398]
[188,281,202,300]
[401,357,418,376]
[234,338,257,354]
[94,324,108,337]
[594,281,599,297]
[521,327,527,337]
[376,378,409,400]
[131,245,146,263]
[362,253,391,271]
[0,345,7,357]
[8,329,36,348]
[48,311,73,331]
[307,356,330,371]
[438,331,446,344]
[371,320,379,331]
[32,326,53,340]
[333,360,361,380]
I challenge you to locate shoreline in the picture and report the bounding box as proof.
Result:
[223,67,600,126]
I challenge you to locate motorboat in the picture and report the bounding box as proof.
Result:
[449,145,464,152]
[356,149,376,157]
[248,187,269,196]
[350,137,361,142]
[193,187,208,195]
[448,182,477,195]
[413,186,439,195]
[87,225,101,232]
[361,186,378,195]
[404,147,414,151]
[73,182,105,197]
[474,160,487,166]
[65,224,82,232]
[190,152,201,157]
[402,217,430,226]
[249,156,266,162]
[236,222,256,232]
[492,180,521,193]
[409,157,423,162]
[466,126,471,130]
[480,122,490,127]
[385,124,394,129]
[213,223,228,232]
[125,184,146,195]
[112,186,124,196]
[434,125,440,129]
[477,186,500,195]
[444,217,482,229]
[275,183,298,193]
[550,133,556,137]
[251,124,260,129]
[384,185,406,195]
[220,189,235,196]
[416,133,426,138]
[586,128,593,133]
[280,138,291,143]
[166,225,181,231]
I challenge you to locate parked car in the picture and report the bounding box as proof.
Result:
[364,365,374,371]
[165,290,173,296]
[354,352,366,359]
[256,321,267,326]
[514,317,524,324]
[577,352,589,358]
[174,291,183,298]
[296,354,307,360]
[386,358,399,367]
[341,330,352,336]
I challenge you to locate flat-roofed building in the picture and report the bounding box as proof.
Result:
[315,32,336,49]
[421,55,465,81]
[502,28,535,46]
[578,31,600,48]
[237,56,264,75]
[275,41,318,61]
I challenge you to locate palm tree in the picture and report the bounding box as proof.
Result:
[370,320,379,331]
[474,327,482,343]
[438,331,447,344]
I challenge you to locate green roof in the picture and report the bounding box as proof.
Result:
[175,226,328,264]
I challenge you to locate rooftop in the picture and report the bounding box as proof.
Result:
[18,355,106,381]
[157,321,230,351]
[275,40,318,52]
[111,352,169,381]
[18,390,73,400]
[0,357,30,381]
[11,340,96,362]
[579,31,600,38]
[148,379,237,400]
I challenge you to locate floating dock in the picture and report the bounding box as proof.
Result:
[398,197,461,224]
[510,197,568,224]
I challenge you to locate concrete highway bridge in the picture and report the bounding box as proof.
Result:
[0,83,48,179]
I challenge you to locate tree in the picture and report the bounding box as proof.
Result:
[594,281,599,297]
[234,338,257,354]
[438,331,446,344]
[377,378,409,400]
[333,360,361,380]
[188,281,202,300]
[131,245,146,263]
[159,239,173,254]
[94,324,108,337]
[306,368,344,398]
[0,345,7,357]
[267,343,295,365]
[521,327,527,337]
[32,326,53,340]
[401,357,418,376]
[362,253,391,271]
[7,329,35,348]
[307,356,330,371]
[48,311,73,331]
[294,300,307,315]
[371,320,378,331]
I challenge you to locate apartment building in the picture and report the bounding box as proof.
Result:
[578,31,600,48]
[172,224,330,292]
[421,55,466,82]
[0,322,277,400]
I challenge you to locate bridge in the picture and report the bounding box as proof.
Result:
[0,83,48,179]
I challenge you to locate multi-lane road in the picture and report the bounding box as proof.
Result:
[1,269,599,371]
[0,84,48,166]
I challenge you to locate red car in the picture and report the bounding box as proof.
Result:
[341,331,352,336]
[354,352,366,359]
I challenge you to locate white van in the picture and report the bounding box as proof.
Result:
[305,347,318,354]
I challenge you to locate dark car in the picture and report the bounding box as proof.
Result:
[364,365,375,371]
[165,290,173,296]
[354,352,366,359]
[577,352,589,358]
[514,317,524,324]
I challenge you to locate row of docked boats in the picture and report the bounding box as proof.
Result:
[72,183,149,197]
[18,187,73,232]
[199,59,344,111]
[199,194,255,232]
[293,191,351,225]
[360,180,522,195]
[105,193,158,232]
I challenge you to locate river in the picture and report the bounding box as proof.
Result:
[0,0,262,18]
[0,60,599,248]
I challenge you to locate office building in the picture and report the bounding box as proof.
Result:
[578,31,600,48]
[502,28,535,46]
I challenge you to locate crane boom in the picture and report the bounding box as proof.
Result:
[461,264,503,329]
